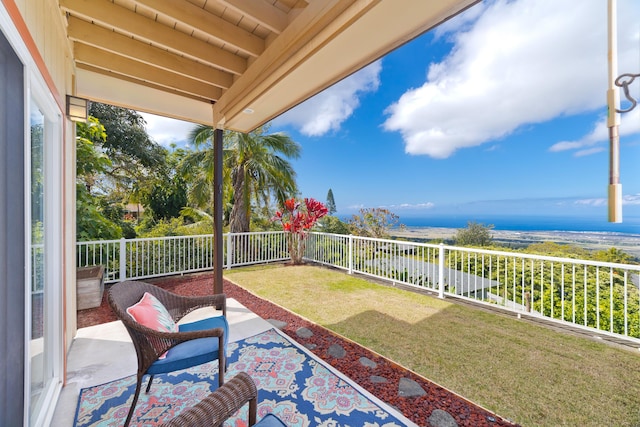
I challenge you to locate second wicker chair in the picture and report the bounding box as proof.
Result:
[160,372,286,427]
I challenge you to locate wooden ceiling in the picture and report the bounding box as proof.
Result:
[60,0,479,132]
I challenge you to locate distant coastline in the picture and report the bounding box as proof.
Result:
[339,214,640,235]
[390,226,640,259]
[337,214,640,257]
[395,215,640,235]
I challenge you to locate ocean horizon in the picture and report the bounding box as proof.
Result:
[335,214,640,235]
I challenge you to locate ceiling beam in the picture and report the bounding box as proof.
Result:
[67,17,233,90]
[213,0,375,126]
[75,66,214,124]
[74,43,223,101]
[76,64,213,105]
[60,0,246,75]
[216,0,288,34]
[134,0,264,57]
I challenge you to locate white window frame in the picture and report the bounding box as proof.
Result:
[0,4,64,426]
[25,74,64,427]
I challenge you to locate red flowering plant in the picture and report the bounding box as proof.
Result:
[272,197,328,265]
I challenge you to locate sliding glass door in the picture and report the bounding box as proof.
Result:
[28,101,47,421]
[27,82,63,426]
[1,4,64,424]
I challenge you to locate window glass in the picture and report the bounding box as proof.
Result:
[28,102,47,420]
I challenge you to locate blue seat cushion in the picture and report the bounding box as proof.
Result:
[255,414,287,427]
[147,316,228,375]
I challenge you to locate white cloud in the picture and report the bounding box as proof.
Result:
[348,202,436,212]
[384,0,640,159]
[347,204,366,211]
[575,147,606,157]
[574,194,640,207]
[549,109,640,156]
[623,194,640,205]
[574,198,608,207]
[274,61,382,136]
[433,2,487,40]
[382,202,436,210]
[140,112,196,147]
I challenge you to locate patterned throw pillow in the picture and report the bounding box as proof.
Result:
[126,292,178,359]
[126,292,178,333]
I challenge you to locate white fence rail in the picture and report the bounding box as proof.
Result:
[76,232,290,283]
[77,231,640,341]
[226,231,290,268]
[305,233,640,341]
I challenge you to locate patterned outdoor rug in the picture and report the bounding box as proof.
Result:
[74,328,413,426]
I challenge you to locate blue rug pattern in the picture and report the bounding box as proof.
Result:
[74,328,410,426]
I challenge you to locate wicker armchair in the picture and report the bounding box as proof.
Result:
[108,280,228,427]
[160,372,286,427]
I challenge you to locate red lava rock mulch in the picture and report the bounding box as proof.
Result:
[77,273,518,427]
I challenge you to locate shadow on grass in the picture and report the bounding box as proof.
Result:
[325,307,640,427]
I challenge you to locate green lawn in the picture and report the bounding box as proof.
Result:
[225,264,640,427]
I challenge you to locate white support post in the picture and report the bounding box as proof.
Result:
[226,233,232,269]
[438,243,445,299]
[348,235,353,275]
[119,237,126,282]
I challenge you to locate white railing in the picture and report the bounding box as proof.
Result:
[304,232,640,342]
[77,231,640,341]
[225,231,290,268]
[76,232,290,283]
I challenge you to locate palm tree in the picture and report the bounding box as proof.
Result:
[179,125,301,232]
[177,129,219,215]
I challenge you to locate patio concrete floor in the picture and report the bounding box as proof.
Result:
[51,298,273,426]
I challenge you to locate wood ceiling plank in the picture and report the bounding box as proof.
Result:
[213,0,362,124]
[60,0,246,75]
[217,0,288,34]
[77,63,214,104]
[67,17,233,89]
[74,43,223,101]
[134,0,265,57]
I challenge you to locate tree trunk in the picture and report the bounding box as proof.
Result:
[288,233,305,265]
[229,165,250,232]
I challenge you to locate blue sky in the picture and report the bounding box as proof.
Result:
[141,0,640,228]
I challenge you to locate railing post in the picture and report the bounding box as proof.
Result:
[226,233,232,269]
[348,235,353,274]
[438,243,445,299]
[119,237,126,282]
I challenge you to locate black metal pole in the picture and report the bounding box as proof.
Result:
[213,127,224,294]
